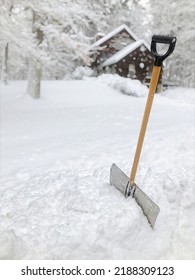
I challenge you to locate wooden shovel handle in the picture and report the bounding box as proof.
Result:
[130,66,161,185]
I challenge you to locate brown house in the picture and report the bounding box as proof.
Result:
[88,24,154,85]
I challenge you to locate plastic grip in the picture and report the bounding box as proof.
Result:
[151,35,177,66]
[152,35,176,44]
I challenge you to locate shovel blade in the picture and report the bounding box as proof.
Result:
[110,163,160,228]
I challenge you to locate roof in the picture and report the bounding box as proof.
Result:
[102,40,150,67]
[88,24,139,51]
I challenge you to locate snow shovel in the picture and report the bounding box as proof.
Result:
[110,35,177,228]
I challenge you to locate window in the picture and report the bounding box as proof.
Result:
[128,64,136,78]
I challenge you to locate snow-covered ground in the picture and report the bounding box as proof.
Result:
[0,79,195,260]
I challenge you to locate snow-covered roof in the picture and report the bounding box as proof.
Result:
[88,24,139,50]
[102,40,150,67]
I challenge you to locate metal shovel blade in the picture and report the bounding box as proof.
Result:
[110,163,160,228]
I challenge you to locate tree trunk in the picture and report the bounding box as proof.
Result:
[27,11,42,99]
[1,4,14,85]
[1,43,9,85]
[27,57,41,99]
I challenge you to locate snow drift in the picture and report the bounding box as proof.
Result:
[95,74,148,97]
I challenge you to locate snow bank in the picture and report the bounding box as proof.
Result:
[93,74,148,97]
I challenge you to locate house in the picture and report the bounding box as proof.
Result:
[88,24,155,85]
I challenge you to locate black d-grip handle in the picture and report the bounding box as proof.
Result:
[151,35,177,66]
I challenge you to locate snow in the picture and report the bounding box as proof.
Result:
[88,24,139,51]
[68,66,94,80]
[102,40,150,67]
[91,74,148,97]
[0,80,195,260]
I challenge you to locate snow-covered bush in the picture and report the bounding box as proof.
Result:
[96,74,148,97]
[70,66,95,80]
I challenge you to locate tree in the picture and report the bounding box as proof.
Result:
[146,0,195,87]
[0,1,36,83]
[0,0,14,84]
[1,43,9,84]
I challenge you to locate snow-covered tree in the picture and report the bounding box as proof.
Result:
[0,1,38,83]
[107,0,148,40]
[0,0,14,84]
[147,0,195,87]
